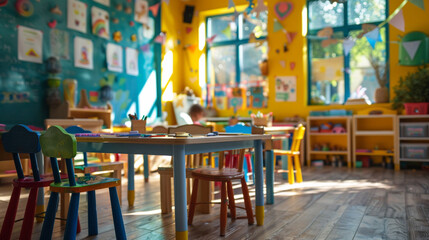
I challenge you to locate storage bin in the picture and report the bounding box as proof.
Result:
[401,144,429,159]
[401,122,429,137]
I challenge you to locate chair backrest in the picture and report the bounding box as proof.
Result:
[290,124,305,152]
[150,125,168,134]
[168,124,213,135]
[41,126,77,185]
[1,124,41,180]
[65,126,91,166]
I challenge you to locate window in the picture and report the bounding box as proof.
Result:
[206,11,268,91]
[308,0,388,105]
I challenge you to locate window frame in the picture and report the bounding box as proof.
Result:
[306,0,390,105]
[205,12,268,87]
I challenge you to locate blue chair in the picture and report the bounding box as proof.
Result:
[39,126,126,239]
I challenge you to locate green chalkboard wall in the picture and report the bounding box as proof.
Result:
[0,0,161,127]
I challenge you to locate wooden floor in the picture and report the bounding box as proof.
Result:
[1,167,429,239]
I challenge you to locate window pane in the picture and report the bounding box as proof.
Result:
[207,14,237,43]
[208,45,236,86]
[309,0,344,30]
[310,32,344,104]
[348,0,386,25]
[240,11,268,39]
[349,28,387,103]
[239,41,268,84]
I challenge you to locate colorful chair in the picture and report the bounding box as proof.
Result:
[273,124,306,184]
[0,124,49,240]
[39,126,126,239]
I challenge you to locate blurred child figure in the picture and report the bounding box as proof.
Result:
[189,104,205,125]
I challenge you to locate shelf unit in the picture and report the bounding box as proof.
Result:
[352,115,397,168]
[396,115,429,170]
[307,116,352,167]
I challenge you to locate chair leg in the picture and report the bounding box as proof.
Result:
[220,181,228,236]
[288,155,295,184]
[240,178,254,225]
[64,193,80,240]
[87,190,98,236]
[294,155,303,183]
[0,185,21,240]
[113,169,122,205]
[20,187,38,239]
[187,178,191,204]
[188,178,199,225]
[226,181,236,220]
[160,174,172,214]
[40,192,60,240]
[109,187,127,240]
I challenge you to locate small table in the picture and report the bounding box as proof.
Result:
[76,134,271,240]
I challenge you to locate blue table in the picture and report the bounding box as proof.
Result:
[76,134,271,240]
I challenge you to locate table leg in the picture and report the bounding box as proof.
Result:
[143,155,149,182]
[36,151,44,222]
[128,154,135,207]
[265,150,274,205]
[173,145,188,240]
[254,140,264,226]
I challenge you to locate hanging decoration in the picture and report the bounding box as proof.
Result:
[252,0,268,17]
[389,9,404,32]
[207,35,217,45]
[289,62,296,70]
[409,0,425,10]
[274,1,293,21]
[48,20,57,29]
[365,27,381,49]
[15,0,34,17]
[149,3,160,17]
[343,37,355,56]
[186,27,193,34]
[285,31,297,43]
[402,40,421,60]
[273,20,283,33]
[221,25,232,39]
[50,5,62,15]
[279,60,286,68]
[154,32,166,44]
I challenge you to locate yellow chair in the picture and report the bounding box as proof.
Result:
[273,124,305,184]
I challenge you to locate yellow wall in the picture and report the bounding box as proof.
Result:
[163,0,429,122]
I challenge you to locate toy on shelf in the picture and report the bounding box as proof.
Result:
[320,122,333,133]
[310,126,319,132]
[332,123,346,133]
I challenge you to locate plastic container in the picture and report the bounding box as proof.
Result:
[401,143,429,159]
[401,122,428,137]
[404,103,429,115]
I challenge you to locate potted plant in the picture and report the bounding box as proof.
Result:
[392,66,429,114]
[370,57,389,103]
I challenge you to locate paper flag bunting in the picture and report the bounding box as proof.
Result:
[186,27,192,34]
[409,0,425,10]
[389,9,404,32]
[252,0,268,17]
[273,20,283,32]
[154,35,165,44]
[207,35,217,44]
[222,26,232,38]
[290,62,296,70]
[343,38,355,56]
[279,60,286,68]
[286,31,297,43]
[149,3,160,17]
[403,40,422,60]
[162,0,170,4]
[228,0,235,9]
[140,44,150,52]
[365,27,381,49]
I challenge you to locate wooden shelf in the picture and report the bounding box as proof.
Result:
[398,115,429,119]
[356,152,395,156]
[399,158,429,162]
[400,137,429,141]
[355,131,395,136]
[310,151,348,155]
[307,116,352,120]
[309,133,348,136]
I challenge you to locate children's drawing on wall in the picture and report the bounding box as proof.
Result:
[18,25,43,63]
[67,0,87,33]
[74,36,93,69]
[141,17,155,40]
[126,47,139,76]
[93,0,110,6]
[214,87,227,110]
[230,87,245,113]
[250,86,265,108]
[107,43,123,72]
[50,29,70,60]
[91,6,110,39]
[134,0,149,25]
[275,76,296,102]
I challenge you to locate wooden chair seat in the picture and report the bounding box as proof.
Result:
[74,162,124,173]
[12,176,55,188]
[191,167,245,181]
[50,176,120,193]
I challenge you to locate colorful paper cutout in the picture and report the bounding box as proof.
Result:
[365,27,381,49]
[50,5,62,15]
[74,36,93,69]
[279,60,286,68]
[134,0,149,24]
[18,25,43,63]
[273,20,283,32]
[107,43,123,72]
[409,0,425,10]
[126,47,139,76]
[48,20,57,29]
[290,62,296,70]
[92,7,110,39]
[89,91,99,102]
[286,31,297,43]
[228,0,235,9]
[15,0,33,17]
[207,35,217,44]
[113,31,122,42]
[222,25,232,38]
[274,1,293,21]
[389,9,404,32]
[67,0,87,33]
[149,3,160,17]
[275,76,296,102]
[186,27,193,34]
[343,38,355,56]
[403,40,421,60]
